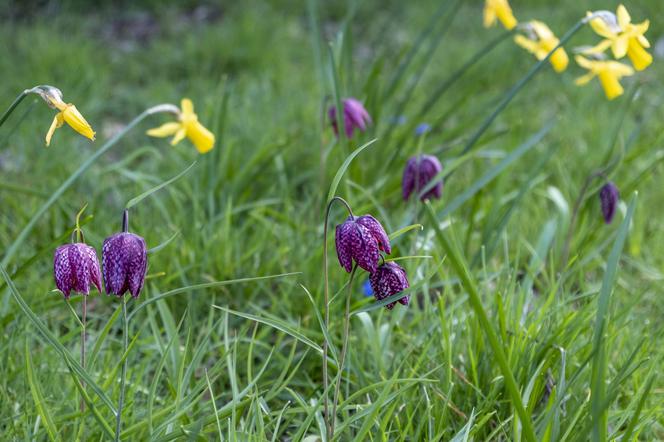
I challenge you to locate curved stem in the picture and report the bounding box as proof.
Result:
[330,264,357,439]
[1,104,175,268]
[0,90,28,128]
[322,196,354,440]
[115,296,128,442]
[80,296,87,413]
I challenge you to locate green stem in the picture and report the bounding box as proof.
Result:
[115,296,129,442]
[330,264,356,440]
[0,90,28,128]
[425,203,537,442]
[0,104,178,268]
[322,196,354,440]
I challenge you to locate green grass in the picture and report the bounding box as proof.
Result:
[1,0,663,440]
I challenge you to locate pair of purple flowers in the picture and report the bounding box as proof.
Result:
[335,214,409,309]
[329,98,443,203]
[54,211,147,299]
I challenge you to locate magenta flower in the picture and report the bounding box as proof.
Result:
[599,182,619,224]
[102,211,147,298]
[53,243,102,298]
[335,215,391,273]
[328,98,372,138]
[402,154,443,201]
[369,262,410,309]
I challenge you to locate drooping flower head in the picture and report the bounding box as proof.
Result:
[102,211,148,298]
[514,21,569,72]
[328,98,372,139]
[369,262,410,310]
[585,5,651,71]
[599,181,619,224]
[147,98,215,154]
[335,214,391,273]
[402,154,443,201]
[53,243,102,299]
[574,55,634,100]
[30,85,96,147]
[483,0,517,31]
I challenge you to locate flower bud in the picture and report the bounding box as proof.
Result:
[102,211,147,298]
[328,98,372,138]
[369,262,410,309]
[599,181,619,224]
[335,214,391,273]
[402,154,443,201]
[53,243,102,298]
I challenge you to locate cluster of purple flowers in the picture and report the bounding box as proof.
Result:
[53,211,148,300]
[335,214,409,309]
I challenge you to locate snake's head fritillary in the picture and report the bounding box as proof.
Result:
[600,182,619,224]
[102,232,148,298]
[402,154,443,201]
[328,98,372,139]
[369,262,410,310]
[53,243,102,298]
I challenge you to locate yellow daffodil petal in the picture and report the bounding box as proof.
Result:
[608,60,635,77]
[180,98,194,117]
[550,47,569,72]
[514,35,539,54]
[637,32,649,48]
[612,35,629,58]
[147,122,182,138]
[575,55,593,70]
[598,71,624,100]
[483,6,496,28]
[627,38,652,71]
[530,20,554,40]
[616,4,631,30]
[575,72,596,86]
[496,3,516,30]
[186,121,215,154]
[62,104,95,141]
[170,128,187,146]
[589,18,615,39]
[484,0,516,30]
[584,40,613,55]
[45,113,65,147]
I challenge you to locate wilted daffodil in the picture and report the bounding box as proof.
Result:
[574,55,634,100]
[586,5,651,71]
[30,85,96,147]
[514,21,569,72]
[147,98,215,154]
[483,0,517,31]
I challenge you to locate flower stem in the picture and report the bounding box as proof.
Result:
[330,264,357,439]
[122,209,129,233]
[0,90,28,128]
[322,196,354,440]
[115,295,128,442]
[80,295,87,412]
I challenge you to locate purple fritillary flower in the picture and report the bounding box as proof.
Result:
[362,279,374,297]
[415,123,431,136]
[335,214,391,273]
[599,182,619,224]
[369,262,410,310]
[102,232,147,298]
[328,98,372,138]
[402,154,443,201]
[53,243,102,298]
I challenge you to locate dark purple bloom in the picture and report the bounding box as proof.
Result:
[328,98,372,138]
[402,154,443,201]
[53,243,102,298]
[102,232,147,298]
[599,182,619,224]
[335,214,391,273]
[369,262,410,309]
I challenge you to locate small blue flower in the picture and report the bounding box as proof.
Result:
[415,123,431,136]
[362,279,373,297]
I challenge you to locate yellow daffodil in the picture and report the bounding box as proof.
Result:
[37,87,95,147]
[483,0,517,31]
[514,21,569,72]
[574,55,634,100]
[147,98,215,154]
[586,5,651,71]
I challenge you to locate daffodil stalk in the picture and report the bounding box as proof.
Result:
[0,103,179,269]
[322,196,354,441]
[0,89,30,128]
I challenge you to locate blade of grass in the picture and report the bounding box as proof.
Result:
[326,138,377,202]
[25,340,60,442]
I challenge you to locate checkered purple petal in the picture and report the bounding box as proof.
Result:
[355,215,391,255]
[369,262,410,310]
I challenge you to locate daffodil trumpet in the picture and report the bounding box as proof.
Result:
[515,21,569,72]
[147,98,216,154]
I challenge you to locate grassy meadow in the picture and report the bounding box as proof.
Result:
[1,0,663,440]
